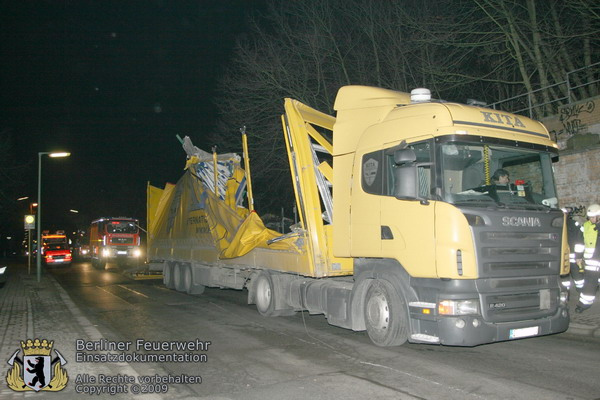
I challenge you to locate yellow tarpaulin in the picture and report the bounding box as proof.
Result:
[148,161,300,261]
[147,182,175,244]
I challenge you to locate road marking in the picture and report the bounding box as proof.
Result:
[117,284,149,298]
[95,285,133,305]
[52,280,161,400]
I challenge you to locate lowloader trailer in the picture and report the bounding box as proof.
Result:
[147,86,570,346]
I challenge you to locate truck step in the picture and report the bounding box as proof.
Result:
[410,333,440,343]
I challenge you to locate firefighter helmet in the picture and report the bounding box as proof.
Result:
[587,204,600,217]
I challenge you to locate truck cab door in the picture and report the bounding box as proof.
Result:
[380,142,436,278]
[350,150,383,257]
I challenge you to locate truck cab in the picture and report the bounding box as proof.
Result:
[330,87,569,345]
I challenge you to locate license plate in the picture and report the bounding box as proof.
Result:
[117,251,127,255]
[509,326,539,339]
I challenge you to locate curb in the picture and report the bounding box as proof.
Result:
[566,322,600,338]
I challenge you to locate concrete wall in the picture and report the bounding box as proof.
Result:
[540,96,600,208]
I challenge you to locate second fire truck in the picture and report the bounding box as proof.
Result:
[90,217,142,268]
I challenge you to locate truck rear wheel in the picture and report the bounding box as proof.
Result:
[255,272,276,316]
[364,279,409,347]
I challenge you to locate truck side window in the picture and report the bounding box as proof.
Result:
[386,141,433,199]
[361,150,384,195]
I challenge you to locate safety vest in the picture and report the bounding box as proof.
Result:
[583,221,598,260]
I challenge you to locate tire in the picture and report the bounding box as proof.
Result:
[163,263,175,289]
[255,272,276,316]
[173,263,183,291]
[175,264,189,293]
[364,279,409,347]
[182,265,192,293]
[181,265,205,294]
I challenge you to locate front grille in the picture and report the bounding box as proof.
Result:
[111,237,133,244]
[487,261,550,272]
[482,232,554,241]
[477,229,560,278]
[461,208,565,323]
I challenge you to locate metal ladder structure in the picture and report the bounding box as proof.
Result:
[281,98,339,277]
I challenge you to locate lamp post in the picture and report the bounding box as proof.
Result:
[37,151,70,282]
[17,197,38,274]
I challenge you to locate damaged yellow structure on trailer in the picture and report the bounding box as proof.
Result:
[148,86,570,346]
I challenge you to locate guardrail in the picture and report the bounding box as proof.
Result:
[487,62,600,119]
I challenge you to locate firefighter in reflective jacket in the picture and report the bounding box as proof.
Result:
[565,209,585,292]
[576,204,600,313]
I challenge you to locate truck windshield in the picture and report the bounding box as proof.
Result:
[440,141,559,210]
[45,243,68,250]
[43,237,67,245]
[107,221,138,234]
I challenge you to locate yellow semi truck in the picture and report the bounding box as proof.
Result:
[148,86,570,346]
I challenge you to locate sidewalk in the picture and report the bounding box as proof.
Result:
[0,260,165,399]
[566,284,600,338]
[1,260,599,397]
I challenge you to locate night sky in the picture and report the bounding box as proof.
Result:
[1,1,265,237]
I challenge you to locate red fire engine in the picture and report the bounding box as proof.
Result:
[41,231,72,265]
[90,217,142,268]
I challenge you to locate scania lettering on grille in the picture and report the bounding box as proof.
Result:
[501,216,541,227]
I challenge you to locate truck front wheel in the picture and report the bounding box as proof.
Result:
[364,279,409,347]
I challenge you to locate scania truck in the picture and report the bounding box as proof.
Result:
[147,86,570,346]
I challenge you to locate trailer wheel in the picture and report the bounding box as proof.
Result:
[255,272,276,316]
[364,279,409,347]
[180,265,204,294]
[173,263,183,292]
[175,263,190,293]
[163,262,175,289]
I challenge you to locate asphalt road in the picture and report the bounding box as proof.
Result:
[48,260,600,400]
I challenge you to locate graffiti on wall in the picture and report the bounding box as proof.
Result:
[550,100,596,140]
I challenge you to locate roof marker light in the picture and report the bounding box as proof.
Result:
[411,88,431,103]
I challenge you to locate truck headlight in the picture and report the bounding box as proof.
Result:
[132,248,142,257]
[0,266,6,274]
[102,248,112,257]
[438,299,479,316]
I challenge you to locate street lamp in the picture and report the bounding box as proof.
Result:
[37,151,71,282]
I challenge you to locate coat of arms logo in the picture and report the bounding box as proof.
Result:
[6,338,68,392]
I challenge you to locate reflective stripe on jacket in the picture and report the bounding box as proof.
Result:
[583,221,598,260]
